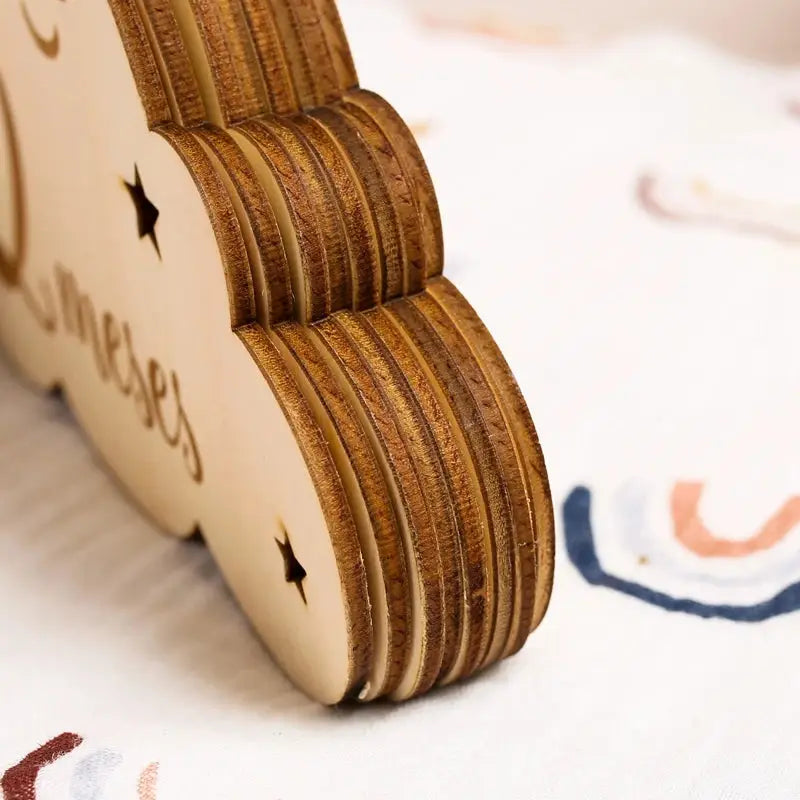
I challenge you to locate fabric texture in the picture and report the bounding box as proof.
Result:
[1,1,799,797]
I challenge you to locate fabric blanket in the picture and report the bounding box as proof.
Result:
[1,0,798,797]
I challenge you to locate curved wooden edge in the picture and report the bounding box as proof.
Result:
[429,277,556,636]
[237,322,373,701]
[155,123,256,328]
[108,0,173,127]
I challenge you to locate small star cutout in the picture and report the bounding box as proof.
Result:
[276,529,308,605]
[124,165,161,258]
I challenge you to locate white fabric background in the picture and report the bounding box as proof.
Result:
[1,1,799,797]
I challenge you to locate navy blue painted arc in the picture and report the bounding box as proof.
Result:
[563,486,800,623]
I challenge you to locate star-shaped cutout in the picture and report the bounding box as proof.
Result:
[124,165,161,258]
[276,529,308,605]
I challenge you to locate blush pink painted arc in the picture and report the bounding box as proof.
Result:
[138,763,159,800]
[672,481,800,558]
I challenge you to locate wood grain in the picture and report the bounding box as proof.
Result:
[388,298,516,670]
[276,321,412,699]
[368,307,493,681]
[192,125,294,326]
[341,100,425,297]
[429,278,555,635]
[234,119,329,322]
[291,113,380,311]
[339,311,464,685]
[138,0,207,126]
[311,106,404,303]
[346,90,444,279]
[411,290,534,662]
[314,315,446,700]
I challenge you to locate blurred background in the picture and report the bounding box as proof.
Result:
[403,0,800,62]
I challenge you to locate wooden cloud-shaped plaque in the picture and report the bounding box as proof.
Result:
[0,0,555,703]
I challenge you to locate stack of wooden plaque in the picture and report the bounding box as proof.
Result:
[0,0,554,703]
